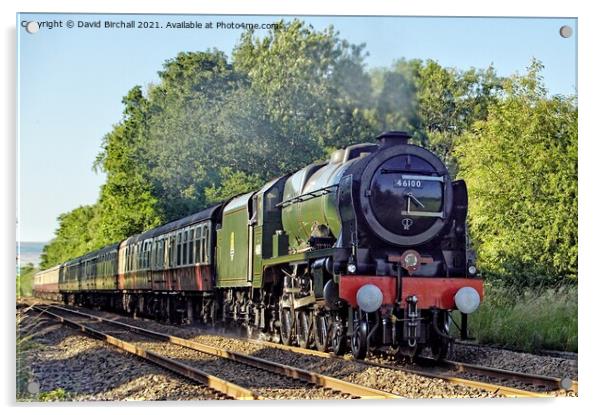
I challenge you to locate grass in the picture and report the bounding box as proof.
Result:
[38,388,70,402]
[16,311,38,400]
[16,309,71,402]
[453,283,577,353]
[16,264,36,298]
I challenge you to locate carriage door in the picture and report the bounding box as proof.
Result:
[248,194,260,284]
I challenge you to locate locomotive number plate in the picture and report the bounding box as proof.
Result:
[395,178,422,188]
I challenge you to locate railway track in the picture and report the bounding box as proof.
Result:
[241,337,577,397]
[24,302,577,398]
[413,355,577,394]
[30,304,399,400]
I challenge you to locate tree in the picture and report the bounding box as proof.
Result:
[39,205,99,268]
[143,51,241,221]
[93,86,161,246]
[233,20,376,158]
[368,59,503,175]
[454,61,577,287]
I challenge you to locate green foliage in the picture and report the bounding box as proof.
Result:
[144,51,242,221]
[40,205,99,269]
[17,263,36,297]
[453,283,577,352]
[39,22,577,296]
[455,61,577,286]
[94,86,162,246]
[205,167,264,205]
[16,312,41,400]
[38,388,70,402]
[234,20,377,154]
[367,59,503,175]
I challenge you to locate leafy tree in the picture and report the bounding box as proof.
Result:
[368,59,502,175]
[233,20,376,157]
[455,61,577,287]
[93,86,161,246]
[40,22,575,293]
[39,205,99,268]
[368,59,422,139]
[143,51,240,221]
[204,167,264,205]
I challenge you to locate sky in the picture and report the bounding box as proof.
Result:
[17,13,577,242]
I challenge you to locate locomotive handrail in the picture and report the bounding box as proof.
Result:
[380,169,446,177]
[276,184,339,208]
[400,174,445,182]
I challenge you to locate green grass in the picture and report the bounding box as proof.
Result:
[454,283,577,353]
[38,388,70,402]
[16,264,36,298]
[16,312,39,400]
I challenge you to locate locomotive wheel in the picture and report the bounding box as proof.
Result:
[296,310,313,349]
[279,303,295,345]
[430,312,451,360]
[330,313,348,355]
[313,312,329,352]
[351,310,368,360]
[431,337,450,361]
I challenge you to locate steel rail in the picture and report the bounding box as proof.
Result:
[31,306,258,400]
[42,305,400,400]
[420,356,578,394]
[241,338,564,398]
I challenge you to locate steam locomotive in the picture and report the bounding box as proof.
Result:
[34,131,483,360]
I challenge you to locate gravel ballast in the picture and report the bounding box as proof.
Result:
[45,307,501,398]
[17,311,227,401]
[450,343,577,380]
[22,303,578,399]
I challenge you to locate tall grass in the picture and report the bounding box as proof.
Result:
[16,264,36,298]
[454,283,577,352]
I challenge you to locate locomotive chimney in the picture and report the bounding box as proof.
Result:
[377,131,411,147]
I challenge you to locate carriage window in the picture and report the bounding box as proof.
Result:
[159,239,164,268]
[200,225,205,263]
[195,226,201,263]
[200,224,206,264]
[267,187,280,211]
[183,231,188,265]
[166,238,170,267]
[151,242,156,268]
[203,224,210,264]
[188,230,194,265]
[146,242,151,269]
[166,238,170,268]
[177,233,182,266]
[156,241,160,268]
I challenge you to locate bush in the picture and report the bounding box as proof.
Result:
[16,264,36,298]
[455,61,577,287]
[455,283,577,352]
